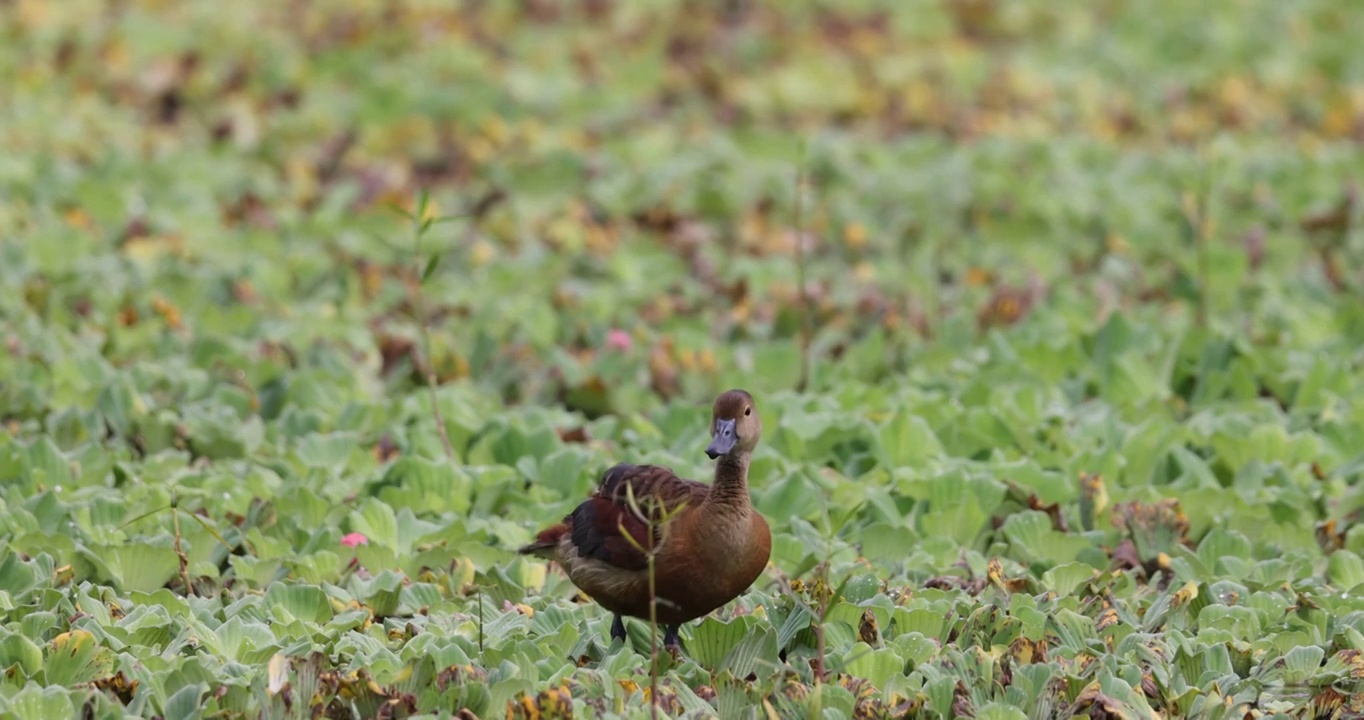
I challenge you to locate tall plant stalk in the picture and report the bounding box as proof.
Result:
[793,145,813,393]
[398,190,464,463]
[619,485,687,720]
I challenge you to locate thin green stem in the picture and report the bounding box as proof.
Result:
[171,495,193,596]
[409,190,457,463]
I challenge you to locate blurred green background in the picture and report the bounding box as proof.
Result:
[2,1,1364,718]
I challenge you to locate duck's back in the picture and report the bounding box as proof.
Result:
[561,463,709,569]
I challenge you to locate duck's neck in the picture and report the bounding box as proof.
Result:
[706,452,752,510]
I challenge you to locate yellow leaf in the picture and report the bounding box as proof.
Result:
[266,653,288,696]
[1172,581,1199,606]
[843,222,867,249]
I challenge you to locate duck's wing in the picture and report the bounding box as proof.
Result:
[518,463,707,569]
[518,463,702,571]
[594,463,709,516]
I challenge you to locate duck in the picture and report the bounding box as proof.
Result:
[518,389,772,651]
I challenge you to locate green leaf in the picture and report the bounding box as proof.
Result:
[163,682,207,720]
[690,617,755,672]
[776,605,813,650]
[842,643,905,689]
[25,437,73,489]
[43,630,113,686]
[892,608,947,641]
[925,675,958,716]
[214,617,279,663]
[1328,551,1364,590]
[911,472,999,546]
[86,543,180,594]
[265,583,335,625]
[976,705,1029,720]
[0,632,43,676]
[349,499,399,550]
[719,625,778,680]
[1041,562,1099,596]
[1282,645,1325,685]
[876,408,943,468]
[0,684,80,720]
[422,254,441,283]
[352,570,404,617]
[1001,511,1092,568]
[0,553,38,603]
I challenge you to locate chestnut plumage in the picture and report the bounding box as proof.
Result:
[518,389,771,651]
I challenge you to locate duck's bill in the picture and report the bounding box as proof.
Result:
[706,418,737,459]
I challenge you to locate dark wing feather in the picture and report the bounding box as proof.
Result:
[566,463,708,570]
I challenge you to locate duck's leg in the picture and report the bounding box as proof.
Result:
[610,614,627,643]
[663,624,685,652]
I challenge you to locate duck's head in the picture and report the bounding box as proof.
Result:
[706,389,761,459]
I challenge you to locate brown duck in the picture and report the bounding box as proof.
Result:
[518,389,772,650]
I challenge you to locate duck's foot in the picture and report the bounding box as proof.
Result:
[663,624,685,655]
[610,614,627,643]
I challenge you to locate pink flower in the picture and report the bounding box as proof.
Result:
[605,329,633,352]
[340,532,368,548]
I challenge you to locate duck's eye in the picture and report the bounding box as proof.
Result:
[744,407,752,416]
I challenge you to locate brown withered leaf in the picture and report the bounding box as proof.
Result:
[964,267,996,287]
[858,609,879,645]
[1009,636,1048,665]
[373,435,399,463]
[556,426,589,444]
[1067,681,1129,720]
[922,575,987,594]
[375,333,418,378]
[434,664,488,691]
[93,672,139,704]
[313,666,417,720]
[1335,649,1364,678]
[316,129,358,187]
[1095,601,1120,633]
[1111,498,1191,561]
[648,339,681,400]
[836,674,879,703]
[1033,496,1069,532]
[1140,672,1159,701]
[950,680,974,719]
[1078,472,1108,531]
[986,557,1030,594]
[1316,520,1347,553]
[117,303,139,327]
[1311,686,1347,718]
[222,192,277,231]
[948,0,1008,41]
[466,186,507,220]
[231,278,259,304]
[117,216,152,247]
[1002,479,1069,532]
[138,52,198,125]
[150,296,183,330]
[1110,538,1143,572]
[641,683,685,716]
[556,375,613,419]
[1170,581,1199,608]
[977,273,1047,332]
[632,205,684,233]
[1241,225,1266,270]
[1300,183,1357,234]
